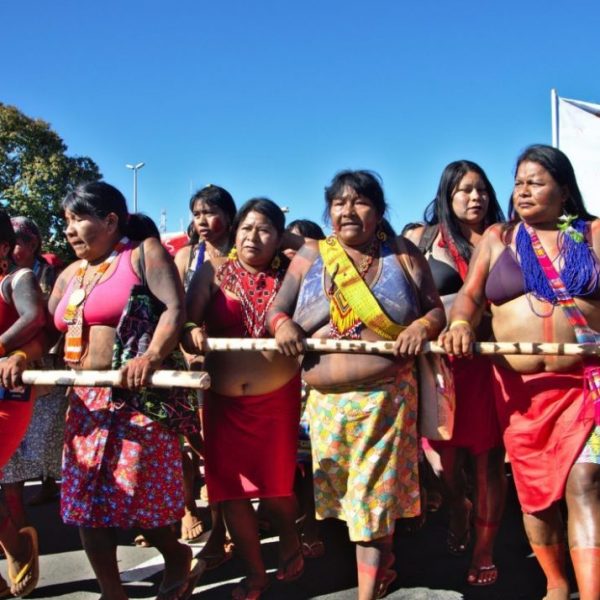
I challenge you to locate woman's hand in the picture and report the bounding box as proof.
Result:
[0,353,28,389]
[274,319,307,357]
[181,326,209,355]
[121,351,162,389]
[393,319,429,356]
[439,322,475,357]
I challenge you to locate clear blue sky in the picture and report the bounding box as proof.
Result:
[3,0,600,234]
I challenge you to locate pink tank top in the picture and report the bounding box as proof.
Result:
[54,247,141,332]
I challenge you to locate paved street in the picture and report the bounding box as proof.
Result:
[1,476,571,600]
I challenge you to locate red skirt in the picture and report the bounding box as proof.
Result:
[203,374,301,503]
[431,355,502,455]
[492,365,595,514]
[0,388,34,469]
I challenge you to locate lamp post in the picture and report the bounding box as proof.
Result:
[125,162,145,212]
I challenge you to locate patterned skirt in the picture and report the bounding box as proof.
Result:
[307,361,420,542]
[61,386,184,529]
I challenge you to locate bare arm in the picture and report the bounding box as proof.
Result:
[439,224,499,356]
[181,259,220,354]
[393,238,446,355]
[122,237,185,387]
[269,242,320,357]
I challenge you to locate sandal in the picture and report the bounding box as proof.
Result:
[7,526,39,598]
[231,577,270,600]
[375,552,397,599]
[467,563,498,586]
[276,545,304,582]
[199,542,234,571]
[181,514,205,544]
[447,526,470,555]
[156,557,205,600]
[301,538,325,559]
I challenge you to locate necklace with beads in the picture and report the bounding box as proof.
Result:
[63,237,129,363]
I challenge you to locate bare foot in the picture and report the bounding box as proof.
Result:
[542,587,570,600]
[181,509,204,543]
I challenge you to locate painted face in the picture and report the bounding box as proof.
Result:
[512,161,567,224]
[64,209,116,261]
[192,200,230,245]
[329,186,380,247]
[12,236,38,268]
[451,171,490,227]
[235,210,280,270]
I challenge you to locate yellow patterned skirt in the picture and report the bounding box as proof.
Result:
[306,361,420,542]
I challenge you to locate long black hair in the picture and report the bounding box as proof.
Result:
[62,181,159,241]
[423,160,503,261]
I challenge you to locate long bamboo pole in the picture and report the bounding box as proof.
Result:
[21,369,210,389]
[205,337,600,357]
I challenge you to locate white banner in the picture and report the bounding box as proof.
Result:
[557,96,600,216]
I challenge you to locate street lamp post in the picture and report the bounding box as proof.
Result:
[125,162,145,212]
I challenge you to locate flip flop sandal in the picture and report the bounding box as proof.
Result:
[467,564,498,586]
[157,558,206,600]
[199,546,234,571]
[375,569,397,599]
[231,577,270,600]
[301,538,325,559]
[276,545,305,582]
[181,518,205,544]
[8,526,39,598]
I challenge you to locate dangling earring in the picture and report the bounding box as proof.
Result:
[228,247,238,260]
[271,254,281,269]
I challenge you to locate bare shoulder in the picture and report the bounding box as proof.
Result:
[403,225,425,246]
[174,244,192,265]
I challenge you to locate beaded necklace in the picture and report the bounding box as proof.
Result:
[328,236,380,339]
[217,257,285,338]
[64,236,129,363]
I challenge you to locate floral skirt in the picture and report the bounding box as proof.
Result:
[307,362,420,542]
[61,386,184,529]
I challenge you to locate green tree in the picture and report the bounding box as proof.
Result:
[0,103,101,258]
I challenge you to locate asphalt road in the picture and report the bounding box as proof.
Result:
[0,475,569,600]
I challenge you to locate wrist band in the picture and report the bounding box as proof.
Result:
[8,350,27,361]
[183,322,198,332]
[270,312,291,333]
[449,319,471,330]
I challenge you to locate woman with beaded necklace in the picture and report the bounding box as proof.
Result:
[183,198,303,600]
[269,170,445,599]
[441,145,600,600]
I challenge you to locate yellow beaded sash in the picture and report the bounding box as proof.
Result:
[319,236,405,341]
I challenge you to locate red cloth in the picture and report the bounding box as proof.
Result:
[431,355,502,455]
[203,374,302,503]
[492,364,595,514]
[0,392,34,469]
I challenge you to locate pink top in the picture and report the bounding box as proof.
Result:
[54,246,141,332]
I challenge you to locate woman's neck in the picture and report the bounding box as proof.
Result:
[88,235,124,265]
[205,237,229,259]
[458,221,485,245]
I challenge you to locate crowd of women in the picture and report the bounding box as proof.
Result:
[0,143,598,600]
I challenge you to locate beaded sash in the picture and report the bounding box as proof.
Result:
[524,223,600,424]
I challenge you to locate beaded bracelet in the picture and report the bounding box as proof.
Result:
[417,317,431,330]
[183,321,198,331]
[8,350,27,361]
[270,312,291,333]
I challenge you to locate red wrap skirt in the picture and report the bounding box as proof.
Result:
[0,388,35,469]
[203,374,301,503]
[492,364,595,514]
[431,355,502,455]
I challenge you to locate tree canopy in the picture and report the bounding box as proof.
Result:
[0,103,101,257]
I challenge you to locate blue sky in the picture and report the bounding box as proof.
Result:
[3,0,600,234]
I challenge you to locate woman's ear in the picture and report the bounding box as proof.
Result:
[106,212,119,233]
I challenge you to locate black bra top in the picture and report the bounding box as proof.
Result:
[428,256,463,296]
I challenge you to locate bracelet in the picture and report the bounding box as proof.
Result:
[417,317,431,330]
[183,321,198,332]
[8,350,27,361]
[449,319,471,330]
[270,312,291,333]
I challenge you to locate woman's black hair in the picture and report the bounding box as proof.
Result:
[285,219,325,240]
[187,185,236,244]
[324,170,395,236]
[510,144,595,221]
[62,181,158,241]
[0,210,17,256]
[423,160,504,262]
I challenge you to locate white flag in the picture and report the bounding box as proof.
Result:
[558,96,600,216]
